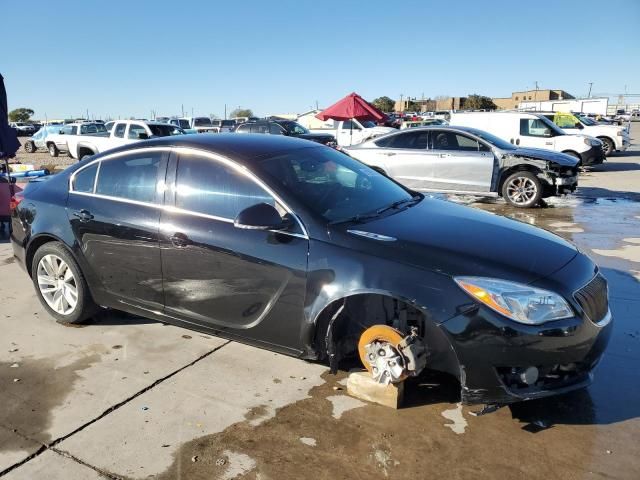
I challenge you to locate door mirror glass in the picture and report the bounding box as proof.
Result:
[234,203,287,230]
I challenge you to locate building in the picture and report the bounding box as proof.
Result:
[393,97,467,112]
[492,89,574,110]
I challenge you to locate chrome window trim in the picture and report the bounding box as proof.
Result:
[67,146,309,240]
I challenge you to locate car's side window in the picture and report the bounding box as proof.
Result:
[250,124,269,134]
[71,162,99,193]
[269,123,284,135]
[341,120,361,130]
[114,123,126,138]
[432,131,482,152]
[520,119,553,137]
[95,152,162,203]
[128,124,146,139]
[390,131,430,149]
[175,154,276,220]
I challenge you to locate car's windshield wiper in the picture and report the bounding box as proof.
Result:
[329,212,380,226]
[376,194,422,215]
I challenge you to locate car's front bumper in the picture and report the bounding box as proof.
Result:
[440,305,612,405]
[580,145,606,166]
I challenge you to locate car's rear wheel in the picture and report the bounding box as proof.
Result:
[32,242,96,324]
[24,141,36,153]
[598,137,614,156]
[48,143,59,157]
[502,171,542,208]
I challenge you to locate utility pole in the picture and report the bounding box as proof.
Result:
[587,82,593,98]
[399,94,404,113]
[534,81,539,102]
[224,104,227,119]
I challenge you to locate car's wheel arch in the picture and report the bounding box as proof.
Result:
[25,233,70,278]
[305,290,461,379]
[497,164,547,195]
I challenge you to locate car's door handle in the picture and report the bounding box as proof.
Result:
[72,209,94,222]
[170,232,191,248]
[439,153,451,158]
[515,138,520,145]
[383,152,396,156]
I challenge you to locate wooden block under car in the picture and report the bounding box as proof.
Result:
[346,371,404,409]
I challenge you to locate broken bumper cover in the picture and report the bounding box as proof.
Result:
[440,305,612,405]
[579,145,605,166]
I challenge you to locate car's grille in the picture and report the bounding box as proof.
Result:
[574,273,609,324]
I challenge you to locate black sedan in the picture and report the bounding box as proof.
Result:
[10,134,611,405]
[234,119,336,146]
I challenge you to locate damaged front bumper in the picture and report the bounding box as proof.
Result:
[440,305,612,405]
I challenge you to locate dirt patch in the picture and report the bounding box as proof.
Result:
[2,256,15,265]
[0,354,100,450]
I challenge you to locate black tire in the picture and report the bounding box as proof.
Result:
[48,143,59,157]
[31,242,97,324]
[598,137,614,156]
[501,171,543,208]
[24,141,36,153]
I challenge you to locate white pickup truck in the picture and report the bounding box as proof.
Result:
[539,112,630,156]
[302,118,395,146]
[65,120,184,160]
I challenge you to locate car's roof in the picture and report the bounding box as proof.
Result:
[95,133,320,163]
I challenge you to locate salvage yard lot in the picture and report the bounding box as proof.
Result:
[1,125,640,480]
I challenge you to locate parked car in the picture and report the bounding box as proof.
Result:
[344,126,578,207]
[168,117,216,133]
[45,122,109,157]
[9,122,36,136]
[234,119,336,146]
[450,112,605,166]
[304,118,395,146]
[232,116,259,124]
[539,112,629,156]
[400,119,448,129]
[65,120,185,160]
[211,119,236,133]
[23,125,71,155]
[10,134,611,405]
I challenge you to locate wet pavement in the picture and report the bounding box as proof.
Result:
[0,126,639,479]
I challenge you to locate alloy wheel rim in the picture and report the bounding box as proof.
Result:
[507,177,537,205]
[37,254,78,315]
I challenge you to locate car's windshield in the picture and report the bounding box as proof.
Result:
[256,146,415,223]
[282,121,309,135]
[149,124,184,136]
[578,115,597,126]
[221,120,235,127]
[465,128,517,150]
[177,119,191,129]
[193,117,213,127]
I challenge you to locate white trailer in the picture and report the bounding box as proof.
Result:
[519,97,608,116]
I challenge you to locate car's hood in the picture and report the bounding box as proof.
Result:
[332,198,578,284]
[504,147,579,167]
[299,132,335,142]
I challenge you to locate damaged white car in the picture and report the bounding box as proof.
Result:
[344,126,579,208]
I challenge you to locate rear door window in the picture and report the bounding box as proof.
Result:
[376,131,430,149]
[432,131,484,151]
[71,162,99,193]
[95,152,162,203]
[113,123,126,138]
[175,154,275,219]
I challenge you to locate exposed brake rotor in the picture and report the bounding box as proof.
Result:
[358,325,409,385]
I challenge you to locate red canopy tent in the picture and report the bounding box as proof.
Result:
[315,92,387,122]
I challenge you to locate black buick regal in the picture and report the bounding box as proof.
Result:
[10,134,612,406]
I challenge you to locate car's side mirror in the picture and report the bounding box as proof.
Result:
[575,123,584,129]
[59,130,65,134]
[137,132,149,140]
[234,203,288,231]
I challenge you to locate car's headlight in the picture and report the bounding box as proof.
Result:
[454,277,573,325]
[584,138,601,146]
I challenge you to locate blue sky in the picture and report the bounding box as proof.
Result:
[2,0,638,119]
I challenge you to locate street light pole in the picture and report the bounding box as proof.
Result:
[588,82,593,98]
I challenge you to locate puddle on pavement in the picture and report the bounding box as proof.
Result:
[0,354,100,452]
[151,365,640,480]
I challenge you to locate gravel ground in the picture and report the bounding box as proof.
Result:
[9,137,76,171]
